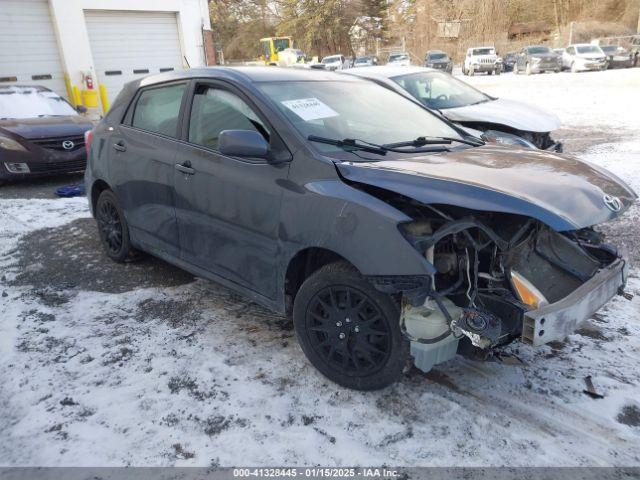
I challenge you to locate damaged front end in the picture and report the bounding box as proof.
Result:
[370,205,628,373]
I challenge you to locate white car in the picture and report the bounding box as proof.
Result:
[387,53,411,66]
[319,54,347,71]
[463,46,502,76]
[562,44,607,72]
[343,66,562,151]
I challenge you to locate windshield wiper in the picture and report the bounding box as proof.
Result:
[308,135,388,155]
[308,135,461,156]
[383,135,484,149]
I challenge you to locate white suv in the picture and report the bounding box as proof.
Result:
[562,44,607,72]
[463,46,502,76]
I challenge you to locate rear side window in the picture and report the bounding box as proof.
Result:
[131,83,186,137]
[188,86,270,150]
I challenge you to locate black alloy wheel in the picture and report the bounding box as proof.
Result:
[293,262,408,390]
[306,285,391,377]
[95,190,134,262]
[97,198,122,255]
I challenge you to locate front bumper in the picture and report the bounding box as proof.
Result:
[521,258,627,346]
[530,62,561,72]
[471,63,498,72]
[577,60,606,71]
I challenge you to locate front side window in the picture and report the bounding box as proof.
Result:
[392,71,490,110]
[258,80,460,157]
[188,86,270,150]
[131,83,186,137]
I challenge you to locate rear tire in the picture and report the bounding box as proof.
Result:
[293,262,409,391]
[95,190,134,263]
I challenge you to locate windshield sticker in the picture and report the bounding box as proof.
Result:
[281,97,339,121]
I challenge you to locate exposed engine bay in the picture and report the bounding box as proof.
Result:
[369,195,625,373]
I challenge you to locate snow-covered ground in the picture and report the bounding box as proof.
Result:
[1,69,640,467]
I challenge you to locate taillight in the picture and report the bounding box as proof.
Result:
[84,129,93,153]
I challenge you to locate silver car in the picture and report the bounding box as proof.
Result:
[343,66,562,151]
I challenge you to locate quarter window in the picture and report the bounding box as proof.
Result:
[188,86,270,150]
[131,83,186,137]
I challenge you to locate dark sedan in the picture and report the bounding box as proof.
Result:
[424,50,452,73]
[601,45,633,69]
[0,85,92,181]
[502,52,518,72]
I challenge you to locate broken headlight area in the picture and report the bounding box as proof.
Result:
[371,209,625,373]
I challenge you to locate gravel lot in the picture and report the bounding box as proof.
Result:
[1,68,639,467]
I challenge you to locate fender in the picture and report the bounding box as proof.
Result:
[279,179,436,278]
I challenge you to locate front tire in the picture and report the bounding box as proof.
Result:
[293,262,409,390]
[95,189,134,263]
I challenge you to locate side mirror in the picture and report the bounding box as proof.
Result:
[218,130,269,158]
[76,105,88,114]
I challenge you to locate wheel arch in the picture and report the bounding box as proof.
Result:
[284,247,353,314]
[90,179,112,216]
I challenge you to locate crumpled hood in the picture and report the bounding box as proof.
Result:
[443,97,561,133]
[0,116,93,139]
[335,145,637,231]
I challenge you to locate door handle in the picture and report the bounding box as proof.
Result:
[113,141,126,152]
[175,161,195,175]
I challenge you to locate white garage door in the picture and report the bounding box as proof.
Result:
[0,0,67,97]
[85,10,185,105]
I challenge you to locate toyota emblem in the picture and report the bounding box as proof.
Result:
[62,140,75,150]
[603,194,622,212]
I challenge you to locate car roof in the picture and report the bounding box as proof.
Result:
[426,50,447,54]
[568,43,598,47]
[136,66,363,90]
[343,65,436,80]
[469,46,495,50]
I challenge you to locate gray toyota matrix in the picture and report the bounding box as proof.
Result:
[85,67,636,390]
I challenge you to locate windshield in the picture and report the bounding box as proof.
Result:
[355,57,371,64]
[576,45,602,54]
[428,53,447,60]
[0,86,77,120]
[273,38,290,52]
[472,48,495,56]
[389,54,409,61]
[322,56,341,64]
[601,45,619,53]
[527,46,552,54]
[258,80,461,157]
[392,71,490,110]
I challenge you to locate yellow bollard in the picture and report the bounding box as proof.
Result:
[81,89,99,108]
[64,75,75,107]
[99,84,109,113]
[72,86,82,108]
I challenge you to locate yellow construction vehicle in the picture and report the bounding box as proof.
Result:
[259,37,293,65]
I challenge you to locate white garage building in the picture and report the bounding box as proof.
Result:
[0,0,215,112]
